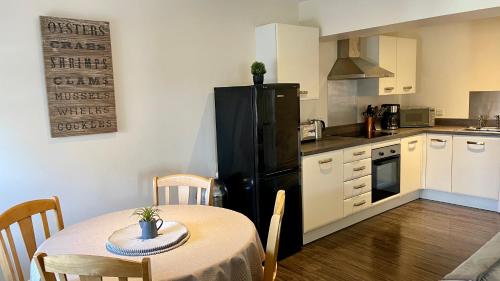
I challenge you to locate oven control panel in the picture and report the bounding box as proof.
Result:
[372,144,400,160]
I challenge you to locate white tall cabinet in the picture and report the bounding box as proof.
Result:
[452,136,500,200]
[302,150,344,233]
[401,135,425,195]
[256,23,319,100]
[425,134,453,192]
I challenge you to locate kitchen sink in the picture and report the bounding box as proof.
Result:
[463,127,500,133]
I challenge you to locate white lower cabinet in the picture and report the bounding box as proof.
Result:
[425,134,453,192]
[452,136,500,200]
[344,192,372,216]
[401,135,424,195]
[302,150,344,233]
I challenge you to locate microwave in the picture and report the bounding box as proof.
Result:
[400,107,435,127]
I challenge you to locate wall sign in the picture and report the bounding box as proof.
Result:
[40,16,117,137]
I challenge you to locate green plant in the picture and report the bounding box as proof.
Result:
[133,207,161,222]
[251,61,267,75]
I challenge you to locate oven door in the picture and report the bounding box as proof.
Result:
[372,155,400,203]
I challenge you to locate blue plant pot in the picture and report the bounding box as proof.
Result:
[139,219,163,239]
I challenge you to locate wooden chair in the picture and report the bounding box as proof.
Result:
[153,174,214,206]
[0,196,64,281]
[34,253,152,281]
[263,190,285,281]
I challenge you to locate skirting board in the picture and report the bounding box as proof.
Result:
[303,191,420,244]
[420,189,499,212]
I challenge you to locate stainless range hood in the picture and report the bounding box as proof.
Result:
[328,38,394,80]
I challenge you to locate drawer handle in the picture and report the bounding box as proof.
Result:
[354,200,367,207]
[408,140,418,145]
[467,141,485,146]
[318,158,333,164]
[353,183,366,190]
[431,138,447,143]
[353,166,366,172]
[353,151,366,156]
[403,86,413,90]
[384,87,394,91]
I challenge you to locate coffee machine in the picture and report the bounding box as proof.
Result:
[381,104,400,130]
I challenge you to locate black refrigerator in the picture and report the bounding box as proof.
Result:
[214,83,302,259]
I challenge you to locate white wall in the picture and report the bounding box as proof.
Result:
[400,17,500,118]
[0,0,297,277]
[299,0,500,37]
[305,15,500,125]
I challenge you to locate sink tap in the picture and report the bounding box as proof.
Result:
[496,115,500,129]
[478,115,487,129]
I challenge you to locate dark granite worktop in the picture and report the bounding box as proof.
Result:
[301,125,500,156]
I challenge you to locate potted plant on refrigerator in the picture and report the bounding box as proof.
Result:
[251,61,266,85]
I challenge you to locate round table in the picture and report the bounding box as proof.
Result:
[32,205,265,281]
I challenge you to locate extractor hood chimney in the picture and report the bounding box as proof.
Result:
[328,38,394,80]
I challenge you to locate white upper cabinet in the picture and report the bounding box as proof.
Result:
[425,134,453,192]
[256,23,319,100]
[452,136,500,200]
[396,37,417,95]
[358,36,397,96]
[401,135,424,195]
[358,36,416,96]
[302,150,344,233]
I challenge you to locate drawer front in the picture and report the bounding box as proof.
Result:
[343,158,372,181]
[344,192,372,216]
[344,145,371,163]
[343,175,371,199]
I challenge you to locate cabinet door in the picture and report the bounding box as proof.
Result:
[425,134,453,192]
[452,136,500,200]
[359,36,397,96]
[378,36,398,96]
[302,150,343,233]
[396,38,417,95]
[276,24,319,100]
[401,135,424,195]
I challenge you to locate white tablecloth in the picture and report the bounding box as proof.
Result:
[30,205,265,281]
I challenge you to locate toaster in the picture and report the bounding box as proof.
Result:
[300,119,325,142]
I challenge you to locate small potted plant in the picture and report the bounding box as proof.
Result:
[133,207,163,239]
[251,61,266,85]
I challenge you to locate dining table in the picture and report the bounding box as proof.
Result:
[30,205,265,281]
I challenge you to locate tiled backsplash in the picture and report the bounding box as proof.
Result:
[327,80,402,126]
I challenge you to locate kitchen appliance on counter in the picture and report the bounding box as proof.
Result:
[381,104,400,130]
[400,107,436,127]
[214,83,302,259]
[372,144,400,203]
[300,119,325,142]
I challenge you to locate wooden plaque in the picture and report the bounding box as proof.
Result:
[40,16,117,137]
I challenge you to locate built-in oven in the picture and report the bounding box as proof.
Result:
[372,144,400,203]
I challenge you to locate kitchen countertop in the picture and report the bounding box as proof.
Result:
[301,125,500,156]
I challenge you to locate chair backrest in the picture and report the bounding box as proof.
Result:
[0,196,64,281]
[34,253,152,281]
[263,190,285,281]
[153,174,214,206]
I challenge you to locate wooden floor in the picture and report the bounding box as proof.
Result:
[277,199,500,281]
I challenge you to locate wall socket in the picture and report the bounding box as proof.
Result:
[435,108,445,117]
